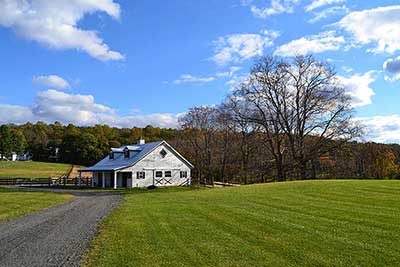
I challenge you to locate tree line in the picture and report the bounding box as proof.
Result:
[0,122,178,166]
[0,55,399,182]
[178,55,399,182]
[0,118,399,181]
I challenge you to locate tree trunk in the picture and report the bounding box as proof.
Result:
[311,160,317,179]
[299,160,307,180]
[275,156,285,182]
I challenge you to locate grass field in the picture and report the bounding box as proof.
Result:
[85,180,400,267]
[0,161,73,178]
[0,188,74,221]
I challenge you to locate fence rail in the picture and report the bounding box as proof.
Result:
[0,177,92,187]
[0,178,52,186]
[53,177,92,187]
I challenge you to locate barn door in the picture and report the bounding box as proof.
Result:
[154,170,172,186]
[154,170,164,185]
[120,172,131,187]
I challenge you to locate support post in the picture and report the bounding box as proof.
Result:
[78,172,81,187]
[91,172,94,188]
[102,171,105,189]
[114,171,117,189]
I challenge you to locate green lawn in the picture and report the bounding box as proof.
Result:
[0,188,74,221]
[0,161,73,178]
[86,180,400,267]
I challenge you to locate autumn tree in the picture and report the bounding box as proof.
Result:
[10,128,27,154]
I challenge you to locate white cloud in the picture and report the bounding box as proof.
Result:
[32,90,113,124]
[0,90,179,128]
[383,56,400,81]
[226,74,250,91]
[338,5,400,54]
[250,0,300,18]
[0,0,123,61]
[305,0,345,12]
[173,74,215,84]
[215,66,242,78]
[358,115,400,143]
[211,30,279,66]
[274,31,345,57]
[338,71,376,107]
[308,5,349,23]
[0,104,34,124]
[341,66,354,73]
[98,113,180,129]
[33,75,70,89]
[172,66,241,85]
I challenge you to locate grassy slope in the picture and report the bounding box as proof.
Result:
[0,188,74,221]
[0,161,73,178]
[86,180,400,267]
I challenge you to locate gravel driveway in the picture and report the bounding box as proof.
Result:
[0,189,123,267]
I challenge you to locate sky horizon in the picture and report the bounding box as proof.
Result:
[0,0,399,143]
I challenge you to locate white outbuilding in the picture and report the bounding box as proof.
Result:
[79,139,193,189]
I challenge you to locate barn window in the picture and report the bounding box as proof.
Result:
[165,171,172,177]
[155,171,163,178]
[109,152,114,159]
[160,149,167,158]
[137,171,145,179]
[124,150,130,158]
[180,171,187,178]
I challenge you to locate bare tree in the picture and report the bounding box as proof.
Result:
[277,55,361,179]
[179,106,218,184]
[230,55,361,180]
[214,107,235,183]
[229,56,290,181]
[221,101,259,184]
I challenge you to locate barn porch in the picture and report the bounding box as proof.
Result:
[78,170,132,189]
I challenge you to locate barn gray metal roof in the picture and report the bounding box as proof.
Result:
[79,140,193,172]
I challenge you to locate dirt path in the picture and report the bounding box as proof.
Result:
[0,189,123,267]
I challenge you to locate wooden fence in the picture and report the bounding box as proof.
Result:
[53,177,92,187]
[0,178,52,186]
[0,177,92,187]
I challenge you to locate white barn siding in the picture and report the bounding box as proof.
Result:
[81,140,193,189]
[122,144,191,188]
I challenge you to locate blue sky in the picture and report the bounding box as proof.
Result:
[0,0,400,143]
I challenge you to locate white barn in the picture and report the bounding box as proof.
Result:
[79,139,193,189]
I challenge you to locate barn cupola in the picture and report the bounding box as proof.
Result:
[138,138,145,145]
